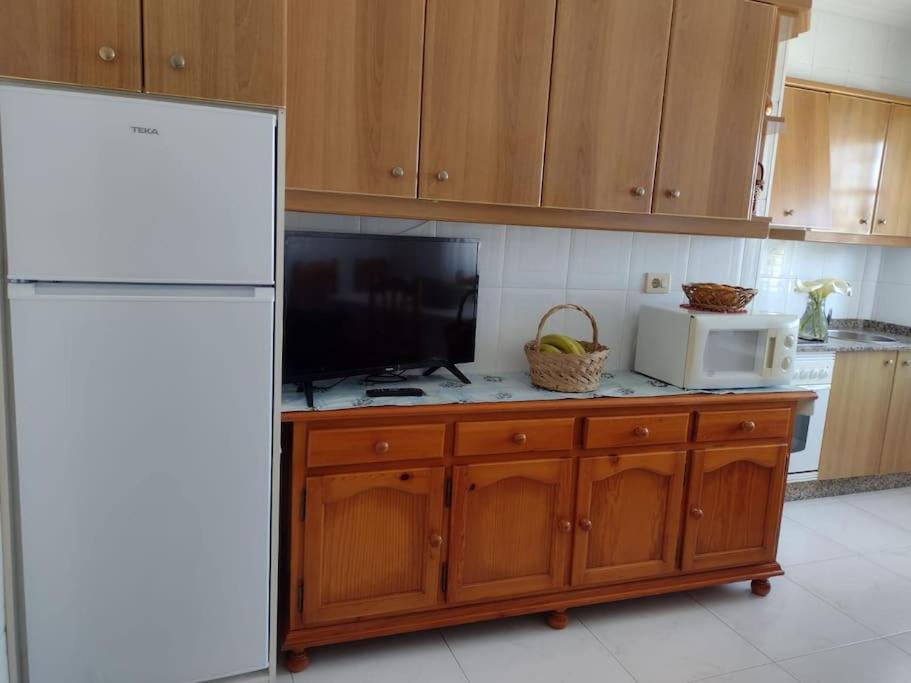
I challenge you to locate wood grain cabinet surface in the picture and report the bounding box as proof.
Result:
[880,351,911,474]
[143,0,285,106]
[653,0,776,219]
[873,105,911,238]
[0,0,142,90]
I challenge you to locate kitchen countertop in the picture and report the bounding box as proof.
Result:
[797,319,911,353]
[282,370,810,413]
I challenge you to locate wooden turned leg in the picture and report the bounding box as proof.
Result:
[286,649,311,674]
[546,610,570,630]
[751,579,772,597]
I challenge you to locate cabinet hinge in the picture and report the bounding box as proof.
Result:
[297,580,304,614]
[440,563,448,593]
[444,477,452,507]
[299,489,307,521]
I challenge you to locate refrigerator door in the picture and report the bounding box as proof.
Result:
[0,84,275,284]
[8,283,274,683]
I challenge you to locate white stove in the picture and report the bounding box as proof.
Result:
[790,352,836,481]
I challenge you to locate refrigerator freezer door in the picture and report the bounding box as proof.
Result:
[8,283,274,683]
[0,84,275,284]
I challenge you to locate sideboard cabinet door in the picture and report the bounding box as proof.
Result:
[302,467,445,624]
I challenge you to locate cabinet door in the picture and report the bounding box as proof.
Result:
[419,0,556,206]
[448,459,573,603]
[0,0,141,90]
[819,351,896,480]
[770,87,832,227]
[143,0,284,106]
[880,352,911,474]
[542,0,673,212]
[681,444,787,572]
[828,94,891,233]
[653,0,776,219]
[302,467,445,624]
[285,0,424,196]
[873,105,911,237]
[572,452,685,587]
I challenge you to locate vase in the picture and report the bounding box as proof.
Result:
[799,294,828,341]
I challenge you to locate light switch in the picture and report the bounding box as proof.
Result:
[645,272,670,294]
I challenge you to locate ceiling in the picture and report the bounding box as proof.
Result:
[816,0,911,28]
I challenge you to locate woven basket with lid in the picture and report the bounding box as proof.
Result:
[524,304,609,393]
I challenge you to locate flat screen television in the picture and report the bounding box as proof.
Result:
[283,231,479,405]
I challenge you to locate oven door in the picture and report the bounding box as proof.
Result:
[790,385,830,477]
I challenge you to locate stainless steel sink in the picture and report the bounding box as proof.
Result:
[828,330,897,344]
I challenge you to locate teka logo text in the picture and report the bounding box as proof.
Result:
[130,126,160,135]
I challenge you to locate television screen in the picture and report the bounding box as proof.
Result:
[282,231,479,384]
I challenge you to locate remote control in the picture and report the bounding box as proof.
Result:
[366,387,426,398]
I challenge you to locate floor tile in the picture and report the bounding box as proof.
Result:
[776,517,856,567]
[787,556,911,636]
[889,630,911,656]
[783,499,911,553]
[842,488,911,530]
[691,578,875,660]
[442,615,634,683]
[867,546,911,580]
[694,663,797,682]
[778,639,911,683]
[292,630,468,683]
[577,593,769,683]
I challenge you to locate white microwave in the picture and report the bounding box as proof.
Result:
[635,306,799,390]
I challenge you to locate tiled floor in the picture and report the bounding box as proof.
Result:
[278,487,911,683]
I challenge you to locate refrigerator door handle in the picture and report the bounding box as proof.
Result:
[8,282,274,302]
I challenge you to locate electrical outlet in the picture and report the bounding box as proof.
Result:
[645,272,670,294]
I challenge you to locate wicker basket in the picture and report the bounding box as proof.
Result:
[524,304,610,393]
[682,282,757,313]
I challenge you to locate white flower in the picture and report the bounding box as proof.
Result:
[794,278,852,298]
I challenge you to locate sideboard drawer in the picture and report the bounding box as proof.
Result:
[694,408,791,443]
[308,424,446,467]
[455,418,574,457]
[583,413,691,449]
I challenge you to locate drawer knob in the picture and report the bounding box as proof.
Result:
[98,45,116,62]
[690,507,704,520]
[579,518,593,532]
[375,441,390,454]
[391,166,405,178]
[633,426,650,438]
[740,420,756,433]
[429,534,443,548]
[169,53,187,70]
[632,186,647,197]
[667,189,681,199]
[512,433,528,445]
[436,170,449,182]
[558,519,572,533]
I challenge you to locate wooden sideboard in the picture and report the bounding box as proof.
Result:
[280,390,813,673]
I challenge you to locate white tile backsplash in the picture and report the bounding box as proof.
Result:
[502,227,572,289]
[566,230,633,291]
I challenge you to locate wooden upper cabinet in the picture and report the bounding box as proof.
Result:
[0,0,141,90]
[285,0,425,196]
[881,352,911,475]
[681,444,787,572]
[302,467,446,624]
[828,94,890,233]
[653,0,776,219]
[143,0,285,106]
[542,0,673,212]
[572,451,685,587]
[874,105,911,237]
[448,459,573,603]
[419,0,556,206]
[770,87,832,228]
[820,351,896,480]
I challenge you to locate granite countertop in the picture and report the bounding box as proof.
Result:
[797,319,911,354]
[282,370,810,413]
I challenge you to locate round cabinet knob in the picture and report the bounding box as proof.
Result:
[783,209,795,216]
[632,186,647,197]
[859,218,869,225]
[903,360,910,367]
[667,189,682,199]
[633,426,650,438]
[740,420,757,433]
[391,166,405,178]
[558,519,572,533]
[579,518,593,532]
[690,507,705,520]
[878,218,888,225]
[375,441,390,454]
[169,53,187,70]
[781,356,792,370]
[429,534,443,548]
[512,433,528,445]
[886,359,895,367]
[98,45,117,62]
[784,335,796,349]
[436,170,449,182]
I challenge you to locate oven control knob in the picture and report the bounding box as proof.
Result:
[784,335,796,348]
[781,357,793,370]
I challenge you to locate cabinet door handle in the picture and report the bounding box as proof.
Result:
[878,218,888,225]
[98,45,117,62]
[690,507,704,520]
[169,53,187,70]
[903,360,910,367]
[859,218,869,225]
[436,170,449,182]
[632,186,647,197]
[558,519,572,533]
[374,441,390,454]
[429,534,443,548]
[579,518,593,532]
[783,209,795,216]
[391,166,405,178]
[740,420,756,433]
[512,433,528,445]
[633,426,650,438]
[886,359,895,366]
[667,189,682,199]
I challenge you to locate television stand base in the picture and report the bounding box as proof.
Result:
[297,381,315,409]
[422,364,471,384]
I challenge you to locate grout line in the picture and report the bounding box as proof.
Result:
[686,661,798,683]
[573,609,643,683]
[677,591,774,667]
[774,635,911,667]
[438,629,472,683]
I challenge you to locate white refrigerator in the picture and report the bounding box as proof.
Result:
[0,84,276,683]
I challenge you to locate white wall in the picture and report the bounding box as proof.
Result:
[874,248,911,326]
[287,213,880,374]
